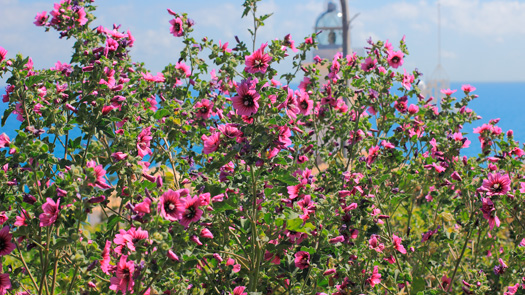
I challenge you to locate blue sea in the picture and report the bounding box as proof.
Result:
[0,82,524,158]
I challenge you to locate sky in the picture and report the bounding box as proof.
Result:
[1,0,525,83]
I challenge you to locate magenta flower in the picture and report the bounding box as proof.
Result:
[461,84,476,93]
[245,43,272,74]
[0,226,15,257]
[169,17,184,37]
[179,196,203,228]
[231,286,248,295]
[159,189,187,222]
[114,227,148,252]
[440,88,457,96]
[232,79,260,116]
[0,47,7,63]
[167,249,180,262]
[392,235,407,254]
[137,126,153,159]
[141,72,165,83]
[369,234,385,252]
[387,50,404,69]
[0,274,10,295]
[441,275,451,291]
[218,123,242,139]
[34,11,47,26]
[402,69,415,90]
[14,208,29,227]
[39,198,60,227]
[481,172,511,196]
[200,228,214,239]
[134,197,151,214]
[367,265,382,287]
[202,132,221,154]
[0,133,9,148]
[296,90,313,115]
[194,99,214,119]
[294,251,310,269]
[175,61,191,77]
[86,160,111,189]
[481,197,500,230]
[100,240,112,275]
[361,57,377,72]
[109,255,135,294]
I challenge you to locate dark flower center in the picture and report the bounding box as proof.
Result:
[492,183,501,191]
[301,101,308,110]
[165,201,176,213]
[184,206,196,219]
[243,95,254,107]
[200,107,208,113]
[392,56,400,63]
[174,23,181,31]
[0,239,4,251]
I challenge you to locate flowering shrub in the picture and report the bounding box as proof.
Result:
[0,0,525,294]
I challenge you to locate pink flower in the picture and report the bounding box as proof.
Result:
[0,47,7,63]
[361,57,377,72]
[441,275,451,291]
[14,208,29,227]
[111,152,128,161]
[179,195,203,228]
[245,43,272,74]
[481,197,500,231]
[231,286,247,295]
[402,69,414,90]
[100,240,112,274]
[76,7,88,25]
[369,234,384,252]
[440,88,457,96]
[200,228,214,239]
[114,227,148,252]
[194,99,214,119]
[387,50,404,69]
[137,127,153,159]
[0,134,8,148]
[283,34,298,52]
[169,17,184,37]
[294,251,310,269]
[481,172,511,196]
[134,198,151,214]
[109,255,135,294]
[202,132,221,154]
[0,274,10,295]
[168,249,180,261]
[86,160,111,189]
[39,198,60,227]
[393,235,407,254]
[504,283,519,295]
[461,84,476,93]
[159,189,187,222]
[368,265,382,287]
[232,79,260,116]
[218,124,242,139]
[175,61,191,78]
[34,11,47,26]
[296,90,313,115]
[0,226,15,257]
[141,72,165,83]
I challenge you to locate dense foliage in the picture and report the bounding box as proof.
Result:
[0,0,524,294]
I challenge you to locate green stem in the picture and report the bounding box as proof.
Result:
[448,211,475,292]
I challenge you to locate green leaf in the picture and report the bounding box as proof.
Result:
[154,109,171,120]
[286,218,315,234]
[106,215,121,231]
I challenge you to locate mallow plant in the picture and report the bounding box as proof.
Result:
[0,0,524,294]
